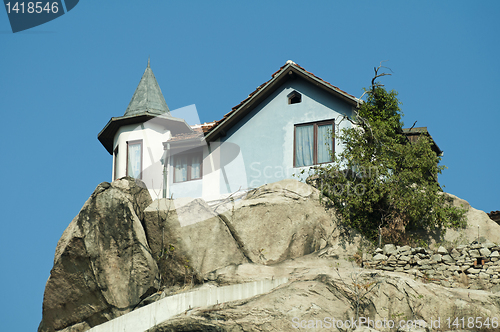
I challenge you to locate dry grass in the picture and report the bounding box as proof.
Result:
[452,272,470,288]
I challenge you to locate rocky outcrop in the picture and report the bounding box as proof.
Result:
[38,178,159,332]
[147,254,500,332]
[39,177,500,332]
[444,193,500,245]
[143,197,247,280]
[216,179,338,265]
[142,179,342,283]
[413,193,500,248]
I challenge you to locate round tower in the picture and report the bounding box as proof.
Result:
[98,60,191,198]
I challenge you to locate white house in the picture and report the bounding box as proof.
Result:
[98,60,362,201]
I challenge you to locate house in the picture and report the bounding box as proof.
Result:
[98,60,439,201]
[402,127,442,156]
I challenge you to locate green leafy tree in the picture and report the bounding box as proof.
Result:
[313,65,466,245]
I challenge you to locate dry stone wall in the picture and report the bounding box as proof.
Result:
[363,241,500,290]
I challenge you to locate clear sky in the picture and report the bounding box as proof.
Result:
[1,1,499,330]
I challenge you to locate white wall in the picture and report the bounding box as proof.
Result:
[87,278,288,332]
[113,122,171,199]
[168,139,242,202]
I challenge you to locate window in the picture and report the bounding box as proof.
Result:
[288,90,302,104]
[113,146,119,180]
[126,140,143,179]
[173,151,203,183]
[294,120,334,167]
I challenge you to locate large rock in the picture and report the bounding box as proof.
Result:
[143,197,247,280]
[148,254,500,332]
[408,193,500,248]
[443,193,500,245]
[143,179,344,281]
[40,177,500,332]
[39,178,158,332]
[216,179,338,265]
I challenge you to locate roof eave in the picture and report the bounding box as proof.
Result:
[205,63,359,142]
[164,137,206,150]
[292,65,360,105]
[98,113,192,154]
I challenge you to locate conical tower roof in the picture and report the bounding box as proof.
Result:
[98,59,192,155]
[124,59,171,116]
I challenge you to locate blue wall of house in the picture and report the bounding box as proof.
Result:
[167,79,354,199]
[218,79,354,194]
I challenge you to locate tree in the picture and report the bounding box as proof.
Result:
[313,65,466,245]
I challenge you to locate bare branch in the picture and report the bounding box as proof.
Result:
[409,121,417,130]
[371,61,393,90]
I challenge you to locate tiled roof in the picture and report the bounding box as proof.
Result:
[168,128,203,142]
[231,61,357,112]
[403,127,443,155]
[168,122,216,142]
[124,60,171,117]
[402,127,429,134]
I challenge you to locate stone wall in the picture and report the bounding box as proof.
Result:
[363,242,500,290]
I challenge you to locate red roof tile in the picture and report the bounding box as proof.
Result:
[168,122,216,142]
[168,127,204,142]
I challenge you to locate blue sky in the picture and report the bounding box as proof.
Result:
[1,1,499,330]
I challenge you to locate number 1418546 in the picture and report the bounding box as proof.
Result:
[5,2,59,14]
[446,317,498,329]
